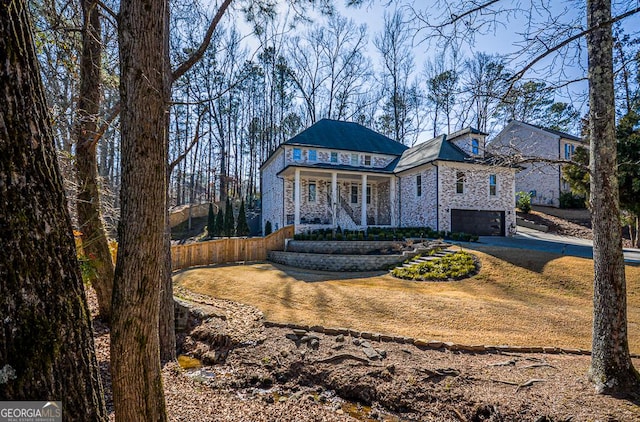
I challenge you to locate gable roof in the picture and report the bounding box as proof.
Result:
[511,120,582,142]
[283,119,409,156]
[393,135,469,173]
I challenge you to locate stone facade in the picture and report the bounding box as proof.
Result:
[283,176,393,230]
[287,240,404,254]
[437,161,516,233]
[490,121,584,207]
[262,123,517,236]
[268,249,420,272]
[283,145,396,169]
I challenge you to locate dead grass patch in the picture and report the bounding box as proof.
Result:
[174,245,640,352]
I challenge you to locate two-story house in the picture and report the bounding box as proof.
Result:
[261,119,517,236]
[490,120,585,207]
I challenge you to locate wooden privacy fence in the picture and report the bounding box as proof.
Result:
[171,226,294,271]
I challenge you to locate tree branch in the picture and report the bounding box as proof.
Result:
[97,0,117,21]
[89,102,121,148]
[508,6,640,85]
[169,109,207,172]
[171,0,234,82]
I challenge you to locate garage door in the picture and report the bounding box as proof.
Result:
[451,209,505,236]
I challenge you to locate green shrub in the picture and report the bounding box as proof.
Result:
[391,251,476,281]
[264,221,272,236]
[207,203,216,238]
[236,200,250,236]
[516,191,532,214]
[559,192,587,209]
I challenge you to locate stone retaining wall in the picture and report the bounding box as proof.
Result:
[263,321,638,358]
[286,240,405,255]
[268,249,421,272]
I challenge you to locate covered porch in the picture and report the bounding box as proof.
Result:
[279,166,398,233]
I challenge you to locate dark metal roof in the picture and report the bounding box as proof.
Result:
[393,135,469,172]
[282,119,409,156]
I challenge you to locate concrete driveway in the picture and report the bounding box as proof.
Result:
[458,226,640,264]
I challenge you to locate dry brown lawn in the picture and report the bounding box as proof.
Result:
[174,245,640,353]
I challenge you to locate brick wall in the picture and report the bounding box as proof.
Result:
[283,145,396,169]
[398,166,438,229]
[261,150,285,232]
[437,161,516,233]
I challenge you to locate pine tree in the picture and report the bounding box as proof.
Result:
[236,200,250,236]
[224,197,235,237]
[264,221,273,236]
[207,203,215,238]
[215,207,224,237]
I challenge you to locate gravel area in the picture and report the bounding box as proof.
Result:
[87,287,640,421]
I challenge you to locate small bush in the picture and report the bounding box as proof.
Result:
[391,251,477,281]
[559,192,587,209]
[516,191,532,214]
[264,221,272,236]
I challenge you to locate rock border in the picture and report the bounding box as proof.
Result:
[263,321,640,358]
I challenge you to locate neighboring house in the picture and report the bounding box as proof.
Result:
[261,119,516,236]
[490,120,585,207]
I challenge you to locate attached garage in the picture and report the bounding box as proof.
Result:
[451,209,505,236]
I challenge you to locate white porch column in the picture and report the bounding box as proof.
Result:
[390,176,397,227]
[294,169,301,228]
[361,174,367,228]
[331,172,338,227]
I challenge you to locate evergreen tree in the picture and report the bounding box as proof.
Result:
[207,203,215,238]
[236,200,250,236]
[264,221,273,236]
[215,207,224,237]
[224,197,235,237]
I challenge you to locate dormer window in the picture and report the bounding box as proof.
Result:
[330,151,338,163]
[364,155,372,166]
[308,149,317,162]
[351,153,359,166]
[293,148,301,161]
[472,138,479,155]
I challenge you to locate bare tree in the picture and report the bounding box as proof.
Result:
[409,0,640,395]
[374,9,422,145]
[0,1,106,418]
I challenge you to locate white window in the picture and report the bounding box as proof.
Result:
[364,155,372,166]
[293,148,301,160]
[308,181,316,202]
[416,174,422,197]
[456,172,465,194]
[366,185,371,204]
[330,151,338,163]
[308,149,317,161]
[489,174,497,196]
[351,184,358,203]
[351,153,359,166]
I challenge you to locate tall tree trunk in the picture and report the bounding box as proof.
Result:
[587,0,640,395]
[0,1,106,419]
[111,0,168,419]
[75,0,115,321]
